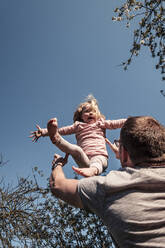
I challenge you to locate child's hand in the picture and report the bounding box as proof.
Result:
[30,125,44,142]
[105,138,120,159]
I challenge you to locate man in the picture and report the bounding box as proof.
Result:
[49,116,165,248]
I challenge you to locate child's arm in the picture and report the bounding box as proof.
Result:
[30,125,48,142]
[105,138,120,159]
[58,122,78,136]
[104,118,127,130]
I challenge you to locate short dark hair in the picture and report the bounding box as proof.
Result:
[120,116,165,165]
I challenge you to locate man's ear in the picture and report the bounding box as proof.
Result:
[121,146,128,163]
[120,146,133,167]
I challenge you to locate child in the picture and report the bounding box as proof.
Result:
[30,95,126,177]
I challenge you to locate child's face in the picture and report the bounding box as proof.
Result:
[81,104,97,124]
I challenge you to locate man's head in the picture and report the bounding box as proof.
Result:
[120,116,165,166]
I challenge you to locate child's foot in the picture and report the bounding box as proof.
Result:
[72,166,99,177]
[47,118,60,144]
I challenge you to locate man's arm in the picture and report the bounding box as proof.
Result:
[50,163,83,209]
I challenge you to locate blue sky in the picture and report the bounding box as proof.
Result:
[0,0,164,187]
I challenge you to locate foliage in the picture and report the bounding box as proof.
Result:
[113,0,165,92]
[0,167,112,248]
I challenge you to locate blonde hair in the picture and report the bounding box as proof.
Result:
[73,94,105,122]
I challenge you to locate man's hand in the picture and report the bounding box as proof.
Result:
[105,138,120,159]
[52,153,69,169]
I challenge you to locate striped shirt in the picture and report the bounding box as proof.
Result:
[58,118,126,157]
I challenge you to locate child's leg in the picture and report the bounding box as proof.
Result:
[56,136,91,168]
[90,155,108,174]
[72,156,108,177]
[72,166,99,177]
[47,118,90,168]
